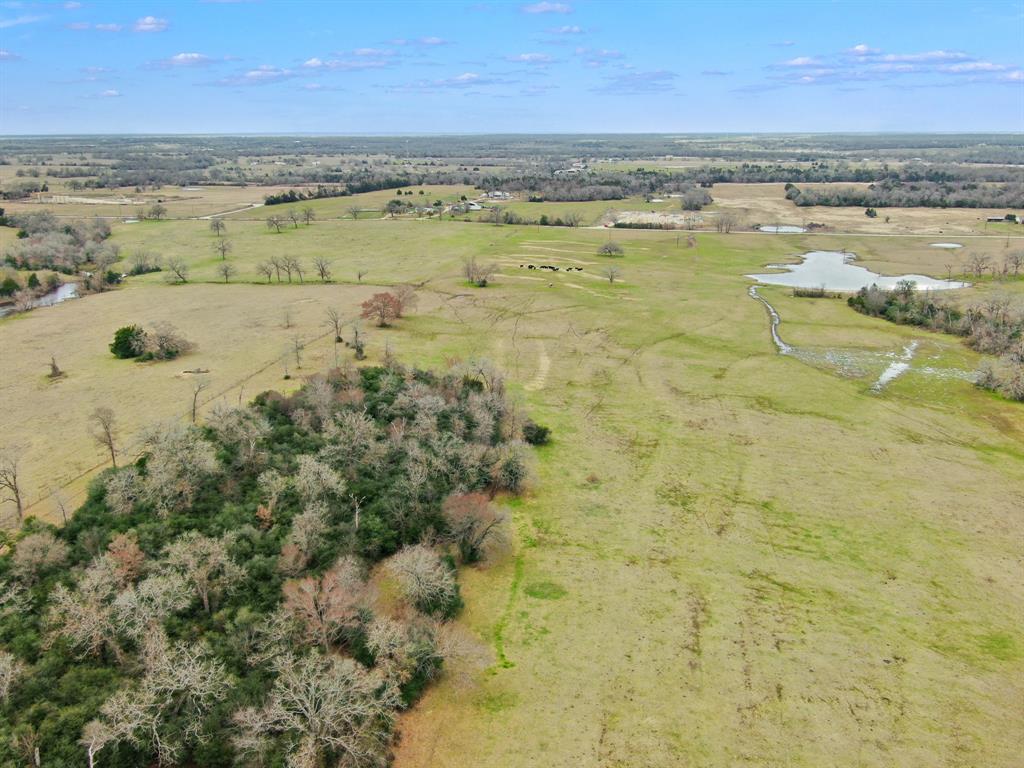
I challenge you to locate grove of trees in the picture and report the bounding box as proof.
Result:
[0,360,537,766]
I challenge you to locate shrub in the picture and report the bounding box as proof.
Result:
[110,324,146,359]
[597,241,624,256]
[522,419,551,445]
[0,276,18,297]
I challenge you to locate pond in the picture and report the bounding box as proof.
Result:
[746,250,968,292]
[929,242,963,249]
[0,282,79,318]
[759,225,807,233]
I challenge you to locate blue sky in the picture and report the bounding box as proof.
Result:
[1,0,1022,134]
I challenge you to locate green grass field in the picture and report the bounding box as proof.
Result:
[1,217,1022,767]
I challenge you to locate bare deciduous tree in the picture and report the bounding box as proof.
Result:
[385,544,458,613]
[87,631,229,765]
[287,209,300,229]
[313,256,332,283]
[190,376,212,423]
[165,257,189,284]
[217,262,237,283]
[715,212,738,233]
[301,206,316,225]
[209,219,226,237]
[0,650,25,704]
[356,268,368,283]
[269,255,284,282]
[442,493,510,564]
[295,456,346,503]
[347,205,361,221]
[89,406,118,467]
[266,215,284,234]
[290,256,305,283]
[256,261,274,283]
[213,238,233,260]
[162,531,243,614]
[325,307,344,342]
[46,555,121,658]
[281,556,369,648]
[462,257,497,287]
[104,467,141,516]
[603,265,621,284]
[140,423,218,515]
[393,284,418,317]
[232,652,399,768]
[0,446,25,523]
[968,253,992,277]
[107,532,145,586]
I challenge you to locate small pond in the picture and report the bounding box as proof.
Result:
[929,242,963,249]
[759,225,807,233]
[747,250,968,292]
[0,283,79,318]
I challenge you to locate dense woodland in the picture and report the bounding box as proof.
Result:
[787,180,1023,209]
[0,361,540,767]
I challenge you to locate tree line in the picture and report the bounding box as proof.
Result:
[786,180,1024,209]
[848,282,1023,400]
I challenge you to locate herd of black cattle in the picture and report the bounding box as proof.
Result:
[519,264,585,272]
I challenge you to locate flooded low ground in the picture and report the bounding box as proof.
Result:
[748,285,975,390]
[747,250,968,292]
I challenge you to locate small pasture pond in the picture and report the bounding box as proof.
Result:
[747,250,968,292]
[929,242,963,249]
[759,225,807,233]
[0,283,79,318]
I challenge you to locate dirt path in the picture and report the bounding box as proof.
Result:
[523,340,550,391]
[196,202,265,220]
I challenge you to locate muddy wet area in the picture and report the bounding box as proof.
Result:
[748,286,975,390]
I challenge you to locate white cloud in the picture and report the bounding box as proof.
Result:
[133,15,168,32]
[780,56,822,68]
[846,44,880,56]
[0,13,45,28]
[551,24,582,33]
[99,89,121,98]
[0,48,21,61]
[522,2,571,13]
[506,52,553,64]
[302,56,387,71]
[94,23,123,31]
[213,65,298,86]
[940,61,1008,73]
[63,1,82,9]
[151,52,218,68]
[880,49,969,63]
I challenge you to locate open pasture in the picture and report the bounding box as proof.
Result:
[1,216,1022,767]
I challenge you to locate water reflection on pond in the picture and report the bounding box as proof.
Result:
[747,250,968,292]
